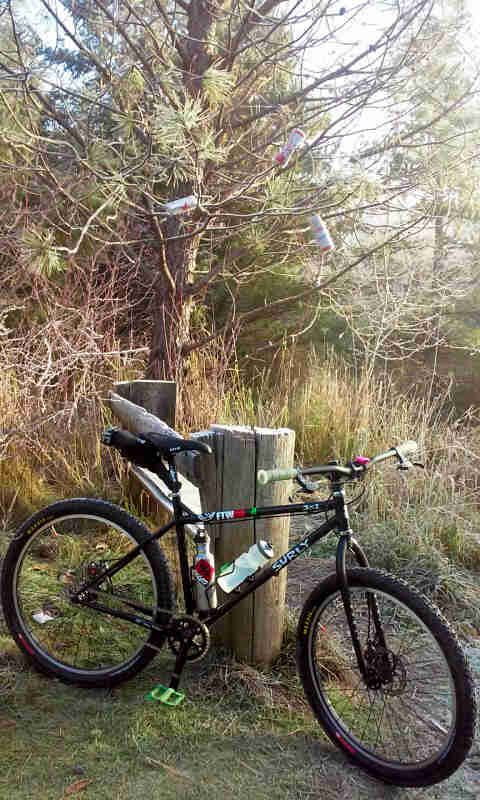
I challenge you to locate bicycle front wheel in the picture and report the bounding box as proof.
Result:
[297,567,476,787]
[1,498,175,688]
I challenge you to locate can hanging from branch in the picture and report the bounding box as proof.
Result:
[164,195,199,215]
[274,128,306,167]
[309,214,334,252]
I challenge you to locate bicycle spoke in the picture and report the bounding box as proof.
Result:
[373,695,389,752]
[15,516,158,673]
[308,584,458,766]
[396,695,451,737]
[384,701,416,762]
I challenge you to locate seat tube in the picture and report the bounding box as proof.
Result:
[171,492,195,615]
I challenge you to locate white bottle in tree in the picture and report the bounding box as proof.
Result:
[309,214,334,252]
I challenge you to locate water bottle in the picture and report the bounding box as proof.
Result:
[274,129,306,167]
[192,532,217,610]
[164,195,198,215]
[217,541,274,593]
[309,214,334,252]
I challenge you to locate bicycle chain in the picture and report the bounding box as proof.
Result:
[145,614,210,663]
[62,565,210,663]
[167,615,211,663]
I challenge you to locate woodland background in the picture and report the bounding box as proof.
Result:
[1,0,480,622]
[0,4,479,798]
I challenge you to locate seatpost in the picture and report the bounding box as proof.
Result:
[166,457,181,496]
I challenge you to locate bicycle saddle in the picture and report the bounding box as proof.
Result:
[142,432,212,456]
[102,427,212,461]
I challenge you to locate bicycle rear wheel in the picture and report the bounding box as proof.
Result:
[1,498,174,688]
[296,567,476,787]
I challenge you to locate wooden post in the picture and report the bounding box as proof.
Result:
[114,380,176,428]
[211,425,257,654]
[252,427,295,664]
[107,385,295,666]
[190,424,295,664]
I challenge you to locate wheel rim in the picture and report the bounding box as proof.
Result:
[13,514,159,676]
[307,586,457,770]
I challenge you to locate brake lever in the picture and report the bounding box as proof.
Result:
[295,474,320,494]
[396,459,425,471]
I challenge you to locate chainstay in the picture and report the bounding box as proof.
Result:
[76,596,209,661]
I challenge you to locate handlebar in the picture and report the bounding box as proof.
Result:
[257,440,418,486]
[257,467,298,485]
[371,440,418,465]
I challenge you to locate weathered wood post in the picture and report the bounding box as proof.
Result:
[251,427,295,663]
[114,380,176,428]
[206,425,295,664]
[107,383,295,666]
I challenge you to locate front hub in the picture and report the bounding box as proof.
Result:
[364,643,407,694]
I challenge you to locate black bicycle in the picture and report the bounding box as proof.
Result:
[1,428,477,788]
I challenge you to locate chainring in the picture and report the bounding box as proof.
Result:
[167,615,210,663]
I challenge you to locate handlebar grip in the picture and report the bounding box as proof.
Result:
[395,440,418,459]
[257,467,297,486]
[101,427,144,449]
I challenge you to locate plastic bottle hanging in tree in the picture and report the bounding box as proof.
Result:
[309,214,334,252]
[164,195,199,215]
[275,129,306,167]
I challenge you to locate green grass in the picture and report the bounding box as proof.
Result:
[0,628,332,800]
[2,606,475,800]
[0,583,410,800]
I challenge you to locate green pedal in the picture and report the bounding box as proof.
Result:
[145,684,185,706]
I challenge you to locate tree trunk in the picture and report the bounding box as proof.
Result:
[146,2,221,379]
[433,194,446,274]
[147,209,200,381]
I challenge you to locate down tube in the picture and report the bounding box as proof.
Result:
[203,515,337,627]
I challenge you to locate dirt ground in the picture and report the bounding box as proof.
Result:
[286,555,335,610]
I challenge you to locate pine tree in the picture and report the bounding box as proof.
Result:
[2,0,472,381]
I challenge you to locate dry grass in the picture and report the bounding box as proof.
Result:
[0,342,478,798]
[0,341,479,621]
